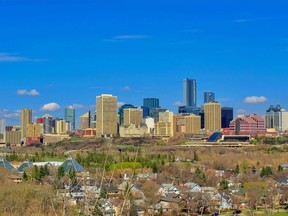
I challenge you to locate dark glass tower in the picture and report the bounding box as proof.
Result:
[204,92,215,104]
[143,98,160,109]
[221,107,233,128]
[183,78,197,107]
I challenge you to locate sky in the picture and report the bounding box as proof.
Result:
[0,0,288,126]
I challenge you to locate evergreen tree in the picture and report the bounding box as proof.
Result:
[44,164,50,176]
[31,165,40,181]
[278,165,284,172]
[22,171,28,181]
[220,179,229,190]
[57,166,65,179]
[152,162,158,173]
[235,164,240,174]
[39,166,46,180]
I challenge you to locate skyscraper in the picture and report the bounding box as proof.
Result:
[123,108,143,126]
[0,119,6,143]
[65,106,75,131]
[204,92,215,104]
[96,94,118,137]
[183,78,197,107]
[43,114,53,134]
[204,102,221,132]
[21,108,32,140]
[221,107,233,128]
[79,111,91,130]
[265,105,288,132]
[143,98,160,108]
[119,104,136,125]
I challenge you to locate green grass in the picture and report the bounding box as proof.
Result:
[109,162,142,171]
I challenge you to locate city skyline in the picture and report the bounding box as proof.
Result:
[1,0,288,125]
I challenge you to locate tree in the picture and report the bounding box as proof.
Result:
[260,166,273,177]
[152,162,158,173]
[142,180,160,207]
[57,166,65,179]
[220,179,229,190]
[22,171,28,181]
[31,165,40,181]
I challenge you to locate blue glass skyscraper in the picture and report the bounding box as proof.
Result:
[65,106,75,131]
[183,78,197,107]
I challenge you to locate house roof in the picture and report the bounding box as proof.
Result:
[160,196,181,203]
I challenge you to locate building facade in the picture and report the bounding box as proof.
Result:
[265,105,288,132]
[229,114,266,136]
[123,108,143,126]
[204,92,215,104]
[65,106,75,131]
[79,111,91,130]
[185,115,201,134]
[21,108,32,140]
[204,102,221,133]
[0,119,6,143]
[96,94,118,137]
[221,107,234,128]
[183,78,197,107]
[143,98,160,109]
[43,114,53,134]
[119,104,136,125]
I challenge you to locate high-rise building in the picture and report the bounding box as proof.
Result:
[55,119,67,134]
[204,102,221,133]
[79,111,91,130]
[143,98,159,109]
[221,107,233,128]
[96,94,118,137]
[65,106,75,131]
[265,105,288,132]
[119,104,136,125]
[21,108,32,140]
[185,115,201,134]
[0,119,6,143]
[123,108,143,126]
[43,114,53,134]
[183,78,197,107]
[26,123,43,145]
[204,92,215,104]
[155,111,174,137]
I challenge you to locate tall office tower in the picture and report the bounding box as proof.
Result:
[221,107,233,128]
[55,119,67,134]
[143,98,160,108]
[204,92,215,104]
[123,108,143,126]
[204,102,221,133]
[21,108,32,140]
[0,119,6,143]
[265,105,288,132]
[43,114,53,134]
[119,104,136,125]
[185,115,201,134]
[65,106,75,131]
[79,111,91,130]
[183,78,197,107]
[96,94,118,137]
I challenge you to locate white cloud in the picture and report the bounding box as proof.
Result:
[117,102,125,108]
[17,89,40,96]
[173,101,183,107]
[244,96,268,104]
[71,104,85,109]
[122,86,130,91]
[40,103,60,112]
[237,109,246,114]
[0,109,20,119]
[0,52,45,62]
[113,35,147,40]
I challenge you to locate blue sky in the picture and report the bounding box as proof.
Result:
[0,0,288,126]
